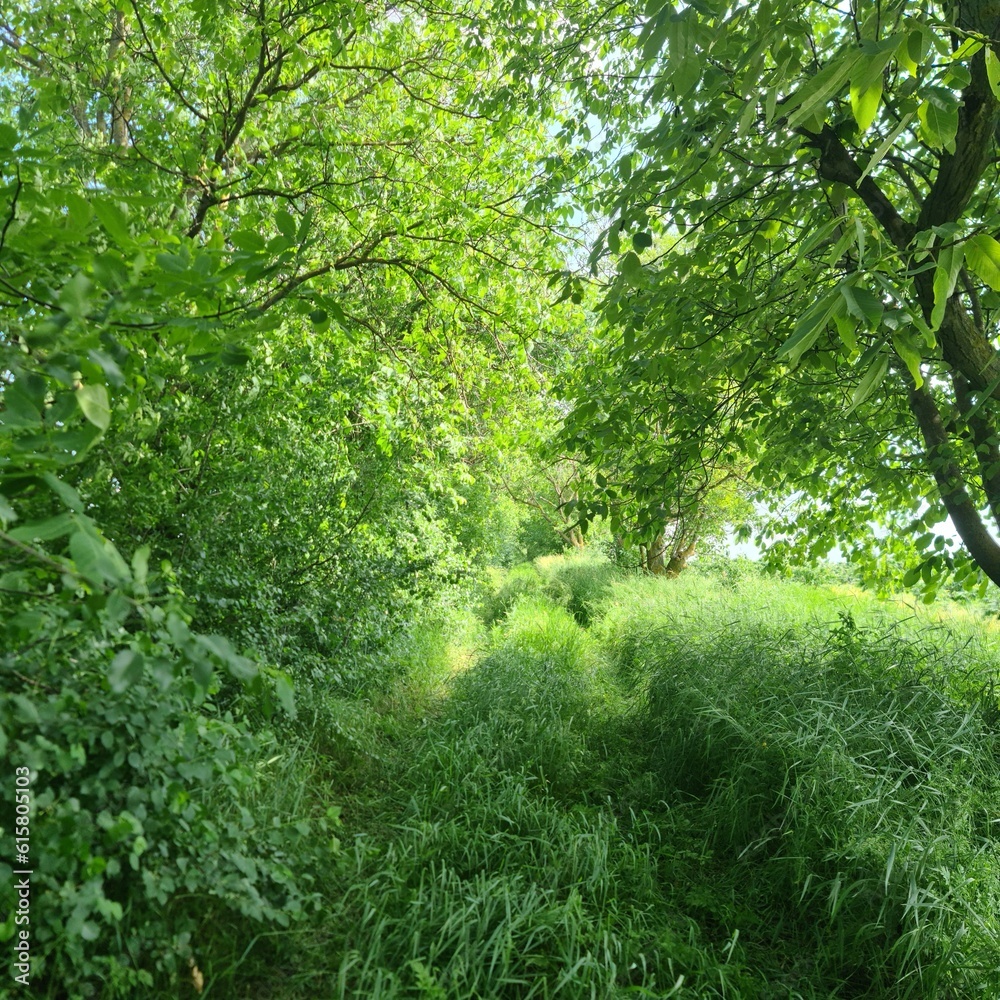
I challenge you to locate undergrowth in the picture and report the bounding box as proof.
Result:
[26,554,1000,997]
[234,554,1000,998]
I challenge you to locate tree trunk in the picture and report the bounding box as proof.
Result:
[645,531,667,574]
[642,529,696,576]
[806,63,1000,589]
[905,381,1000,587]
[109,10,131,148]
[664,541,696,578]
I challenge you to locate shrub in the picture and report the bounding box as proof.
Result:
[0,651,341,996]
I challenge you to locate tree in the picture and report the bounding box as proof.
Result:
[557,334,754,573]
[506,0,1000,594]
[0,0,570,641]
[0,5,580,987]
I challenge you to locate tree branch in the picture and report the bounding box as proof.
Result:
[907,378,1000,587]
[800,124,914,249]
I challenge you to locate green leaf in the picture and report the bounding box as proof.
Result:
[963,372,1000,423]
[640,6,671,62]
[11,693,39,724]
[65,192,94,235]
[0,373,45,428]
[777,293,839,364]
[891,330,923,389]
[192,659,214,690]
[849,42,897,134]
[104,590,131,629]
[69,526,131,587]
[275,210,297,241]
[906,25,930,69]
[0,494,15,526]
[859,111,915,182]
[986,47,1000,101]
[156,251,188,274]
[619,251,644,287]
[326,301,348,326]
[7,512,75,542]
[109,649,144,693]
[918,93,959,153]
[69,529,107,584]
[220,343,252,366]
[195,634,258,680]
[833,313,857,354]
[230,230,267,252]
[964,233,1000,290]
[92,200,132,247]
[795,215,847,262]
[607,226,621,254]
[786,50,860,130]
[58,272,92,320]
[131,544,150,590]
[275,674,296,717]
[850,79,883,133]
[840,283,883,326]
[931,242,964,329]
[194,633,235,659]
[848,353,889,412]
[667,16,701,96]
[77,384,111,431]
[632,231,653,251]
[42,472,85,513]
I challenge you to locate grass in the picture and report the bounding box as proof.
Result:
[204,555,1000,998]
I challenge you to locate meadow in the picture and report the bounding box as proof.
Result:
[228,555,1000,999]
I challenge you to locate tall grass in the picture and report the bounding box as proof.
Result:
[235,555,1000,999]
[596,569,1000,997]
[315,594,765,999]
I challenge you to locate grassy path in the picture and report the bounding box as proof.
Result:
[257,559,1000,999]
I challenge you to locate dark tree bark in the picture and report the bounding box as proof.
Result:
[803,40,1000,587]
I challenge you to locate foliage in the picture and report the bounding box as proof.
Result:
[79,336,486,691]
[495,453,589,552]
[0,0,578,994]
[501,0,1000,594]
[11,0,1000,993]
[0,634,341,995]
[0,0,573,686]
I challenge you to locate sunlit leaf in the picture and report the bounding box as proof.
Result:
[77,385,111,431]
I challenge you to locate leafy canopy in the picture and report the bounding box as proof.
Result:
[507,0,1000,594]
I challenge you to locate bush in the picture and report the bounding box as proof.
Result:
[0,650,341,996]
